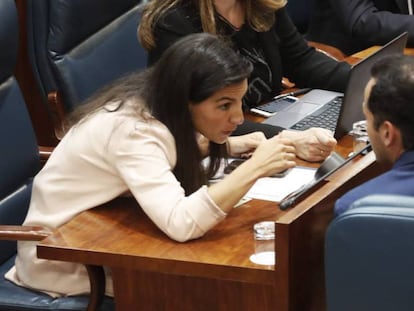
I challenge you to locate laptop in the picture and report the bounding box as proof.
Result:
[262,32,408,139]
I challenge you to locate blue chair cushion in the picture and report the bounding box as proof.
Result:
[27,0,147,113]
[0,256,115,311]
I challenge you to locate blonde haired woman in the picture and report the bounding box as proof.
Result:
[139,0,349,107]
[138,0,348,162]
[140,0,288,49]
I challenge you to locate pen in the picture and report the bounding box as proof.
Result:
[273,87,312,100]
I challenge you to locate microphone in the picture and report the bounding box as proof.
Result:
[279,143,372,210]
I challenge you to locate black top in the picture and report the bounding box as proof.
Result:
[217,18,275,107]
[149,3,350,108]
[148,3,351,137]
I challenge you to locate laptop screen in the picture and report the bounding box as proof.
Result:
[261,32,408,139]
[334,31,408,138]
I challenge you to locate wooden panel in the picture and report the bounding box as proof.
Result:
[38,147,380,311]
[112,269,276,311]
[15,0,58,146]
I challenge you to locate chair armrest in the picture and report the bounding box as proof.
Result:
[39,145,53,166]
[0,225,51,241]
[0,225,105,311]
[85,265,106,311]
[48,91,66,140]
[307,41,346,61]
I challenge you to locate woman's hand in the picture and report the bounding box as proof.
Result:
[208,135,296,213]
[280,128,337,162]
[226,132,266,158]
[246,135,297,178]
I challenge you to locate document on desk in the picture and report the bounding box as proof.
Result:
[206,158,316,204]
[244,166,316,202]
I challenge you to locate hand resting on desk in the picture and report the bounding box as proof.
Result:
[279,128,337,162]
[227,127,337,162]
[207,128,336,212]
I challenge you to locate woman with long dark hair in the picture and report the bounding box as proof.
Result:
[138,0,343,159]
[7,33,298,297]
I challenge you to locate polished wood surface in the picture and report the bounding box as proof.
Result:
[308,41,346,61]
[36,46,394,310]
[346,46,414,64]
[0,225,50,241]
[37,138,381,310]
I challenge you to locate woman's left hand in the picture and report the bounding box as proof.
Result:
[279,128,337,162]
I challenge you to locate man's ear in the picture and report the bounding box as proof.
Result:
[380,121,398,147]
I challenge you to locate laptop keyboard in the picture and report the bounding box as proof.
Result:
[291,96,343,132]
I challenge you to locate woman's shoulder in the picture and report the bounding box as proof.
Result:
[74,99,169,139]
[85,103,176,156]
[157,3,202,33]
[116,114,177,161]
[113,100,171,135]
[123,101,174,142]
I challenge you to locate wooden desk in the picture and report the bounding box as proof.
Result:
[37,46,396,310]
[37,136,381,311]
[346,46,414,64]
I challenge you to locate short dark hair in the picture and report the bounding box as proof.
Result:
[368,54,414,150]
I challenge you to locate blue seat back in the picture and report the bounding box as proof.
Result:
[0,2,117,309]
[27,0,147,113]
[0,0,39,265]
[325,194,414,311]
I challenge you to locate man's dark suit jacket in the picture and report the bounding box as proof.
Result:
[307,0,414,55]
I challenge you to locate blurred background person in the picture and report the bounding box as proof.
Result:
[307,0,414,56]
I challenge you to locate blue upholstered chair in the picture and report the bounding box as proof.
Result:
[325,194,414,311]
[0,0,114,309]
[26,0,147,138]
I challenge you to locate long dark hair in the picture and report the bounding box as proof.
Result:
[145,33,252,194]
[66,33,252,195]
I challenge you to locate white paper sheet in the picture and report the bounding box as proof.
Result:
[244,166,316,202]
[205,158,317,204]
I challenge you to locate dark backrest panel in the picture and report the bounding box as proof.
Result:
[0,0,18,83]
[0,0,39,264]
[285,0,313,34]
[27,0,147,113]
[326,194,414,311]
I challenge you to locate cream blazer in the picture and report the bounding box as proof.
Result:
[6,100,226,297]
